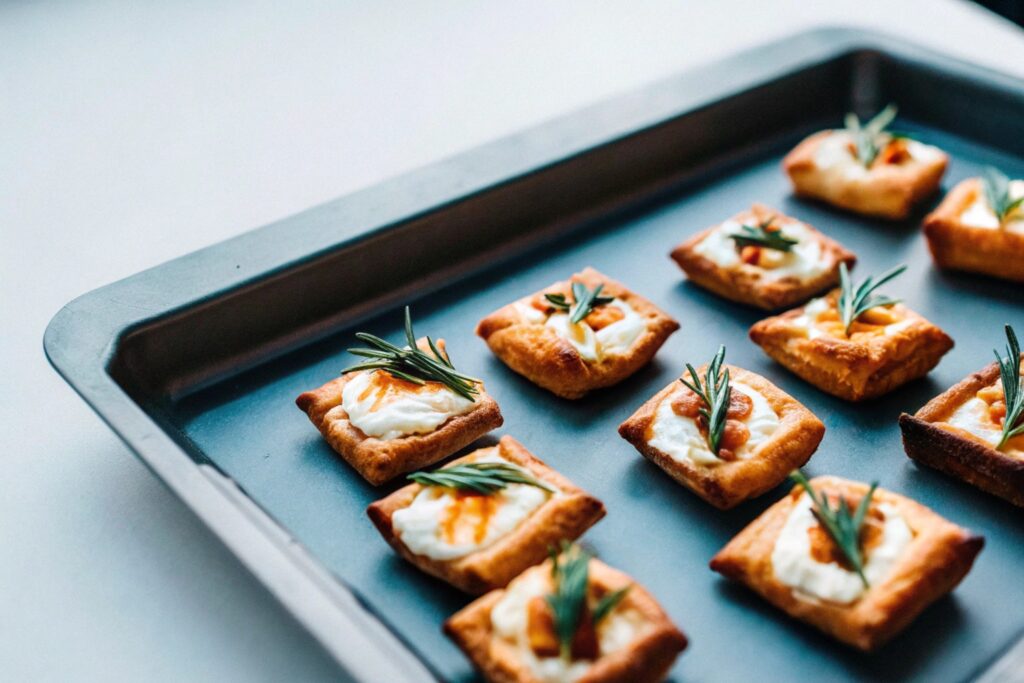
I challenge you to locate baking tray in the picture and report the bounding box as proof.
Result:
[45,28,1024,683]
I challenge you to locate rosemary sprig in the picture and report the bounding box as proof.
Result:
[728,215,799,252]
[340,306,480,400]
[407,462,555,494]
[981,166,1024,224]
[844,103,898,167]
[995,325,1024,449]
[546,543,630,660]
[790,470,877,588]
[679,345,731,455]
[837,262,906,335]
[545,282,615,325]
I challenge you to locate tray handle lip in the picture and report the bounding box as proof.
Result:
[41,25,1024,681]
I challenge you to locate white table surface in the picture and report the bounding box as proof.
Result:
[3,1,1024,680]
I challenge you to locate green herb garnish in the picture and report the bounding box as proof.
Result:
[844,103,898,167]
[728,215,799,252]
[981,166,1024,225]
[679,345,730,456]
[995,325,1024,450]
[790,470,877,588]
[546,543,630,660]
[340,306,480,400]
[407,462,555,494]
[545,282,615,325]
[837,262,906,335]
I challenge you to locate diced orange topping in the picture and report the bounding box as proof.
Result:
[990,400,1008,425]
[439,491,499,545]
[719,419,750,457]
[726,390,753,420]
[873,138,911,167]
[671,388,703,418]
[806,493,885,569]
[584,304,624,330]
[671,387,752,458]
[526,596,599,660]
[740,246,762,265]
[805,301,901,339]
[977,384,1005,404]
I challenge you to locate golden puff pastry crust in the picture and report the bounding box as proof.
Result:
[900,354,1024,507]
[710,476,984,651]
[366,435,606,594]
[295,339,503,485]
[618,364,825,509]
[670,203,857,310]
[922,178,1024,282]
[749,292,953,401]
[476,267,679,399]
[783,130,948,220]
[444,557,687,683]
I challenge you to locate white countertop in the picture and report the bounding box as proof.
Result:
[3,1,1023,680]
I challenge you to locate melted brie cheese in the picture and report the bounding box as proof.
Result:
[959,180,1024,232]
[647,381,779,466]
[392,452,551,561]
[693,219,829,281]
[341,369,476,440]
[771,494,912,604]
[813,132,943,179]
[544,299,646,362]
[947,397,1006,448]
[490,568,644,683]
[789,297,909,340]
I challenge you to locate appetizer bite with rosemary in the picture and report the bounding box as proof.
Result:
[749,263,954,401]
[711,471,984,651]
[618,346,824,509]
[900,324,1024,506]
[445,542,687,683]
[923,166,1024,282]
[670,203,857,310]
[366,436,605,594]
[296,307,502,485]
[783,104,948,220]
[475,267,679,399]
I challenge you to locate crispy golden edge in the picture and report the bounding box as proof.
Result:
[444,559,687,683]
[922,178,1024,282]
[475,267,680,399]
[900,354,1024,507]
[366,435,607,594]
[295,342,504,485]
[782,131,948,220]
[618,365,824,509]
[748,295,954,401]
[669,203,858,310]
[710,475,984,651]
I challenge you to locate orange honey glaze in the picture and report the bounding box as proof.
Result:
[439,490,500,545]
[357,370,443,412]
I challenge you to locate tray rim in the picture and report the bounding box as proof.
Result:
[43,27,1024,682]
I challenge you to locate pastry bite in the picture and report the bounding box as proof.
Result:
[783,104,948,220]
[923,167,1024,282]
[476,267,679,399]
[296,307,502,485]
[749,264,954,401]
[618,345,824,509]
[711,472,984,651]
[445,543,687,683]
[900,325,1024,506]
[366,436,606,594]
[670,203,857,310]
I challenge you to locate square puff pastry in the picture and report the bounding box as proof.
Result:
[922,177,1024,282]
[445,556,687,683]
[749,292,954,401]
[783,130,948,220]
[710,475,984,651]
[899,353,1024,506]
[367,435,606,594]
[670,203,857,310]
[618,364,825,509]
[296,337,503,485]
[476,267,679,399]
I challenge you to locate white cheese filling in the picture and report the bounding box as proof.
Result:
[789,296,909,340]
[340,369,476,441]
[544,299,646,362]
[693,219,829,281]
[490,568,643,683]
[647,381,779,467]
[771,494,913,604]
[947,396,1006,447]
[392,453,551,561]
[959,180,1024,231]
[813,132,943,179]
